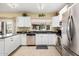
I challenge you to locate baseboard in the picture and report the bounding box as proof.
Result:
[8,45,21,56]
[55,46,62,56]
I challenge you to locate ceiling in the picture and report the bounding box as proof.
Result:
[0,3,66,13]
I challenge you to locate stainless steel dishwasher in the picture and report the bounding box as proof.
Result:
[27,33,36,46]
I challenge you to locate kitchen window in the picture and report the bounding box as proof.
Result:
[32,24,50,31]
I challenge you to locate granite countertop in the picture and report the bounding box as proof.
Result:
[17,31,58,34]
[0,34,18,39]
[0,31,60,39]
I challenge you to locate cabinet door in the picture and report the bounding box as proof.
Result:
[11,35,20,51]
[52,16,60,27]
[48,34,52,45]
[23,17,27,27]
[39,34,44,45]
[36,34,48,45]
[48,34,57,45]
[36,34,41,45]
[5,35,21,56]
[41,34,48,45]
[16,17,24,27]
[52,34,58,45]
[5,37,14,55]
[16,17,31,27]
[45,34,49,45]
[0,39,5,56]
[5,20,14,34]
[24,17,31,27]
[16,35,21,46]
[21,34,26,45]
[36,34,39,45]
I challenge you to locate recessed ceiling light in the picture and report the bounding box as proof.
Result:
[7,3,18,8]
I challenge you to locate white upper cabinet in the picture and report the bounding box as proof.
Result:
[16,17,24,27]
[16,16,31,27]
[5,20,14,35]
[51,16,60,27]
[24,17,31,27]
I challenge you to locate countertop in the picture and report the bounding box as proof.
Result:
[17,31,58,34]
[0,34,18,39]
[0,31,61,39]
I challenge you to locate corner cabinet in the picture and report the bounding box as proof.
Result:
[5,35,21,56]
[16,17,31,27]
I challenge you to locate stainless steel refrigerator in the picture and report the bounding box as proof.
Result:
[61,4,79,56]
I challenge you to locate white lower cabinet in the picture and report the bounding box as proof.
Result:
[0,34,23,56]
[0,39,5,56]
[42,34,48,45]
[20,34,26,45]
[48,34,57,45]
[5,35,21,56]
[36,34,57,45]
[13,35,21,49]
[36,34,41,45]
[5,37,14,55]
[36,34,48,45]
[17,35,21,46]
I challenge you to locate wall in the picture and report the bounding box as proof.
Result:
[0,12,57,19]
[0,12,57,32]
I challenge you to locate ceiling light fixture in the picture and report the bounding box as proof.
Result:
[41,4,45,10]
[37,3,45,11]
[7,3,18,8]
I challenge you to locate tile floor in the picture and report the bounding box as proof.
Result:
[11,46,60,56]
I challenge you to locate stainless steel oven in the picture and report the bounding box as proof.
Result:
[62,4,79,55]
[27,33,36,46]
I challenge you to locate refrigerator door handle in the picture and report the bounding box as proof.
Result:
[66,16,73,45]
